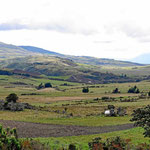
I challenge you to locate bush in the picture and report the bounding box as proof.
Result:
[130,105,150,137]
[88,136,131,150]
[82,87,89,93]
[0,125,21,150]
[37,83,44,90]
[112,88,120,93]
[6,93,18,103]
[44,83,52,88]
[128,86,140,93]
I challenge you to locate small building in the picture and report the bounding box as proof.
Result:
[104,109,115,116]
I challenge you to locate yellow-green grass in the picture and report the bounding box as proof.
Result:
[34,127,150,149]
[0,110,131,126]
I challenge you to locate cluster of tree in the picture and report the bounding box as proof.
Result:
[82,87,89,93]
[128,86,140,93]
[37,82,52,90]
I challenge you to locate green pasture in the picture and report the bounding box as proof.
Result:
[34,127,150,149]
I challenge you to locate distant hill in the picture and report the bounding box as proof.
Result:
[0,41,146,68]
[66,56,144,67]
[20,45,145,67]
[19,46,64,56]
[0,42,37,60]
[131,53,150,64]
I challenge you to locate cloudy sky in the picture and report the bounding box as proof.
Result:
[0,0,150,60]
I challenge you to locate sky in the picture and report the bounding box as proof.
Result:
[0,0,150,60]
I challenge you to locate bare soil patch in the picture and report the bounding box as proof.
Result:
[0,120,134,138]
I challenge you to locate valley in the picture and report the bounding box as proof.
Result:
[0,42,150,149]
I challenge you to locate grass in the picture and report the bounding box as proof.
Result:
[1,75,150,147]
[34,127,150,149]
[0,110,131,126]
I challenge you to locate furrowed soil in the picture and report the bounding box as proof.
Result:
[0,120,134,138]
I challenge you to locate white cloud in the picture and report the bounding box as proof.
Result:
[0,0,150,60]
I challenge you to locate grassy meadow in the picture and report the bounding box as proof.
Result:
[1,74,150,148]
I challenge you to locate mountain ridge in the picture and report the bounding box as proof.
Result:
[19,45,145,67]
[0,41,147,67]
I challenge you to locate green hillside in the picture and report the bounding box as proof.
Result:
[65,56,145,67]
[0,55,141,84]
[0,41,149,84]
[0,42,40,60]
[20,45,145,67]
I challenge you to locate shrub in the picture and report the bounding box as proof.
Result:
[112,88,120,93]
[6,93,18,103]
[128,86,140,93]
[88,136,131,150]
[82,87,89,93]
[130,105,150,137]
[0,125,21,150]
[37,83,44,90]
[21,139,50,150]
[44,83,52,88]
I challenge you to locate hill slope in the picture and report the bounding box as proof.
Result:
[0,42,38,60]
[20,45,145,67]
[19,46,64,56]
[0,55,139,84]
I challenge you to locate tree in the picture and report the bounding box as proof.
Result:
[6,93,18,103]
[37,83,44,90]
[44,82,52,88]
[135,88,140,93]
[112,88,120,93]
[82,87,89,93]
[128,86,140,93]
[130,105,150,137]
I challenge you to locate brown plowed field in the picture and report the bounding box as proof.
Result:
[0,120,134,138]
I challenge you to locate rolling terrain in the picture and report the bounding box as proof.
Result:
[0,42,150,148]
[0,41,149,84]
[21,45,145,67]
[0,42,145,67]
[0,55,138,84]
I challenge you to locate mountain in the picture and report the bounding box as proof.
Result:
[0,42,145,67]
[21,46,145,67]
[19,46,64,56]
[0,42,38,60]
[131,53,150,64]
[66,56,144,67]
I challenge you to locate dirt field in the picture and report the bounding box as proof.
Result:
[0,120,134,138]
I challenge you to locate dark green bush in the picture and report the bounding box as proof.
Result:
[112,88,120,93]
[82,87,89,93]
[128,86,140,93]
[37,83,44,90]
[6,93,18,103]
[44,83,52,88]
[131,105,150,137]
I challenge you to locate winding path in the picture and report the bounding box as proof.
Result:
[0,120,135,138]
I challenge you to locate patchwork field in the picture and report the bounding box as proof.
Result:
[0,74,150,149]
